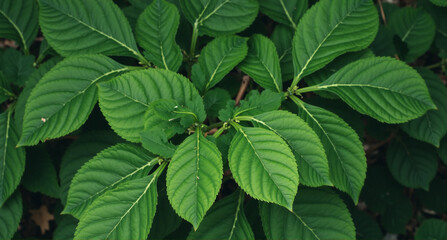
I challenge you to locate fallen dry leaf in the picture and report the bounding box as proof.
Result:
[29,205,54,234]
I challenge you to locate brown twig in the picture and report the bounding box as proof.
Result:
[235,75,250,106]
[377,0,387,25]
[366,131,397,156]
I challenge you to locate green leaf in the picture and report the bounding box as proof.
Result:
[22,146,60,198]
[75,173,159,240]
[38,0,145,62]
[271,24,294,81]
[0,191,22,240]
[430,0,447,6]
[380,194,412,234]
[98,69,204,142]
[316,57,436,123]
[180,0,259,37]
[260,188,355,240]
[295,101,365,203]
[239,34,283,92]
[64,144,156,219]
[192,36,248,93]
[228,127,299,210]
[350,209,383,240]
[415,219,447,240]
[386,136,438,190]
[15,57,61,132]
[0,48,35,87]
[18,55,127,147]
[59,131,123,205]
[259,0,307,28]
[188,190,254,240]
[250,110,330,187]
[415,177,447,214]
[0,0,38,53]
[53,215,78,240]
[0,111,25,206]
[292,0,378,83]
[166,131,223,229]
[401,68,447,147]
[439,136,447,165]
[149,189,182,240]
[203,88,231,119]
[136,0,182,72]
[140,129,177,158]
[389,7,436,62]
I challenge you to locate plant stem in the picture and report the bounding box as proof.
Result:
[295,85,320,94]
[126,66,147,71]
[289,95,304,108]
[377,0,387,25]
[426,59,446,69]
[154,160,168,178]
[188,21,200,78]
[234,116,253,122]
[213,122,229,138]
[204,122,225,132]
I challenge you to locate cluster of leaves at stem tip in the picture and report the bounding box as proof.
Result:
[1,0,447,239]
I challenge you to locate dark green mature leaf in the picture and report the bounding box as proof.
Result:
[415,219,447,240]
[38,0,145,62]
[192,36,248,93]
[228,127,299,210]
[18,55,127,147]
[180,0,259,37]
[239,34,283,92]
[98,69,205,142]
[415,177,447,214]
[389,7,435,62]
[380,194,412,234]
[350,209,383,240]
[370,25,397,57]
[64,144,157,219]
[317,57,436,123]
[296,101,365,203]
[75,174,159,239]
[15,57,61,132]
[0,191,22,240]
[250,110,330,187]
[292,0,378,83]
[271,24,294,81]
[53,215,78,240]
[0,0,38,53]
[260,188,355,240]
[149,189,182,240]
[0,48,35,87]
[386,137,438,190]
[188,191,254,240]
[203,88,231,118]
[401,68,447,147]
[167,131,222,229]
[59,131,123,205]
[22,146,60,198]
[0,111,25,206]
[259,0,307,28]
[440,136,447,165]
[136,0,182,72]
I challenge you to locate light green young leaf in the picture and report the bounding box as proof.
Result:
[415,219,447,240]
[316,57,436,123]
[250,110,330,187]
[228,127,299,210]
[18,55,127,147]
[59,131,123,205]
[389,7,436,62]
[401,68,447,147]
[0,0,38,53]
[98,69,205,142]
[0,111,25,206]
[180,0,259,37]
[260,188,355,240]
[64,144,157,219]
[430,0,447,6]
[0,191,22,240]
[239,34,283,92]
[136,0,182,71]
[292,0,378,84]
[192,36,248,93]
[271,24,294,81]
[386,137,438,190]
[75,174,159,240]
[140,129,177,158]
[188,190,254,240]
[166,131,223,229]
[296,101,365,203]
[38,0,145,62]
[259,0,307,28]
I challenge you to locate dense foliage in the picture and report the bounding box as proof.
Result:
[1,0,447,239]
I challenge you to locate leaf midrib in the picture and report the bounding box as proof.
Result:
[40,0,140,58]
[0,111,12,201]
[0,9,28,53]
[291,210,321,240]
